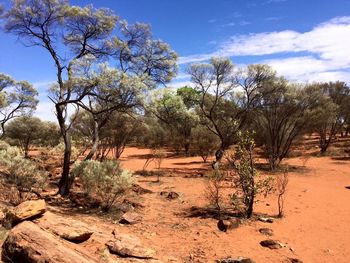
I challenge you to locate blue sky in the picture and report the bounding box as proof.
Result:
[1,0,350,120]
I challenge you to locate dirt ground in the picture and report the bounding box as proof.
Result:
[1,140,350,262]
[116,146,350,262]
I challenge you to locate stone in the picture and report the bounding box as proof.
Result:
[288,258,303,263]
[217,219,240,232]
[107,232,155,259]
[34,212,93,243]
[119,211,142,225]
[260,239,282,249]
[258,228,274,236]
[1,221,97,263]
[258,216,274,223]
[217,257,255,263]
[160,191,179,200]
[0,210,4,225]
[132,184,153,194]
[5,199,46,227]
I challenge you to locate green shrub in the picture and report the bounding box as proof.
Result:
[0,143,48,204]
[72,160,134,211]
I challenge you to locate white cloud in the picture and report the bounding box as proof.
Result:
[178,16,350,82]
[34,101,56,121]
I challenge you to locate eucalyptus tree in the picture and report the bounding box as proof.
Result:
[252,76,317,170]
[0,73,38,138]
[306,81,350,154]
[76,22,177,160]
[2,0,176,195]
[188,58,241,164]
[150,88,198,154]
[5,116,42,158]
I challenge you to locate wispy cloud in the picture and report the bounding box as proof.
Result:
[178,16,350,82]
[239,20,251,26]
[265,0,288,4]
[221,22,236,27]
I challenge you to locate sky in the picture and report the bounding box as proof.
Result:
[0,0,350,121]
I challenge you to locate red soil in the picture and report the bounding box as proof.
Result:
[115,147,350,262]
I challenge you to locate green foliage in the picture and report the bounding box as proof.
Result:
[5,116,59,157]
[72,160,134,211]
[149,88,198,154]
[0,143,48,204]
[228,131,274,218]
[205,167,225,217]
[192,126,220,162]
[0,73,38,138]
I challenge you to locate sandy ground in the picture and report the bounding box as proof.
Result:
[114,147,350,262]
[1,145,349,262]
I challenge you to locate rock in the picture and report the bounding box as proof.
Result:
[5,199,46,227]
[217,219,240,232]
[160,191,179,200]
[258,228,274,236]
[217,257,255,263]
[0,210,4,225]
[1,221,97,263]
[260,239,282,249]
[132,184,153,194]
[107,232,155,259]
[34,212,93,243]
[288,258,303,263]
[119,211,142,225]
[258,216,274,223]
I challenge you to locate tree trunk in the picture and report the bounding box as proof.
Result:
[212,146,225,169]
[184,142,190,156]
[58,131,72,196]
[84,119,99,161]
[56,105,73,196]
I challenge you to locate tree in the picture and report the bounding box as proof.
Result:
[0,73,38,138]
[188,58,241,165]
[3,0,118,195]
[5,116,43,158]
[307,82,350,154]
[149,88,198,154]
[192,125,220,162]
[3,0,177,195]
[252,76,314,170]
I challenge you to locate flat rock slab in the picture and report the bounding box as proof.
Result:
[260,239,282,249]
[258,228,274,236]
[1,221,97,263]
[5,199,46,226]
[258,217,274,223]
[34,212,93,243]
[119,211,142,225]
[217,257,255,263]
[107,231,155,259]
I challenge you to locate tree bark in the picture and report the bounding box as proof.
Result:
[56,105,73,196]
[84,119,99,161]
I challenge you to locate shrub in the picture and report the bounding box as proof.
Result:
[276,169,289,217]
[72,160,134,211]
[205,167,225,217]
[0,143,48,204]
[228,131,274,218]
[192,126,219,163]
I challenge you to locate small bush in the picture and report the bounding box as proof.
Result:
[72,160,134,211]
[228,131,274,218]
[0,143,48,204]
[205,167,225,217]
